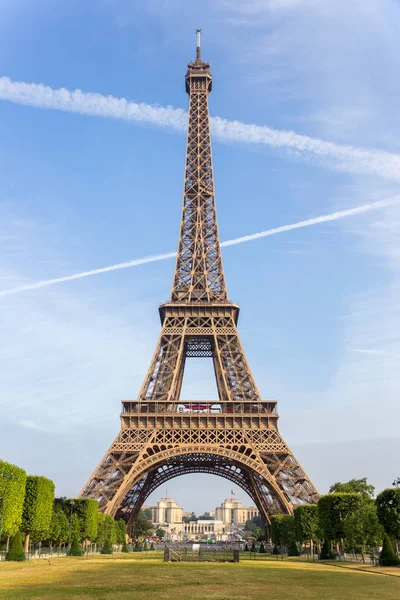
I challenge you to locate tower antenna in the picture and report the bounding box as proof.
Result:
[196,28,202,61]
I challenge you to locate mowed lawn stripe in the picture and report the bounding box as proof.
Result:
[0,556,400,600]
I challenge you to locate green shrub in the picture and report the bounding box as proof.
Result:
[143,541,148,551]
[250,541,256,553]
[121,539,129,552]
[259,542,266,553]
[150,542,155,550]
[100,539,113,555]
[379,533,400,566]
[133,540,141,552]
[288,540,300,556]
[319,539,334,560]
[6,531,25,561]
[272,544,279,555]
[69,533,82,556]
[243,543,249,552]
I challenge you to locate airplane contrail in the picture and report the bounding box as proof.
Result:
[1,195,398,298]
[1,76,400,180]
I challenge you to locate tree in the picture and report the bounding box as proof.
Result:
[198,513,214,520]
[288,540,300,556]
[49,504,69,548]
[271,515,296,549]
[272,544,279,555]
[21,475,55,551]
[243,543,249,552]
[115,519,127,544]
[329,478,375,500]
[156,527,166,539]
[133,511,154,539]
[69,532,82,556]
[343,502,383,556]
[150,542,155,550]
[318,494,361,547]
[100,538,113,554]
[62,499,98,544]
[319,539,334,560]
[379,532,400,566]
[259,542,266,553]
[6,531,25,561]
[250,541,256,553]
[294,504,319,555]
[183,512,197,523]
[96,514,116,548]
[141,508,152,521]
[244,515,264,541]
[133,540,141,552]
[376,488,400,553]
[0,460,27,541]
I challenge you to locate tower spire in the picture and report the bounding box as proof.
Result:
[196,28,201,62]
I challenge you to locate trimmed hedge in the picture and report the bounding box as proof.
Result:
[379,533,400,566]
[6,531,25,561]
[21,475,55,545]
[0,460,27,539]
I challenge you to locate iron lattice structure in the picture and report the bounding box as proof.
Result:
[79,33,319,529]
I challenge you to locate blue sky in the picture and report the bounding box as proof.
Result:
[1,0,400,513]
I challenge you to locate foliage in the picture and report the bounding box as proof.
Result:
[0,460,27,539]
[115,519,127,545]
[271,515,295,546]
[63,499,98,542]
[156,527,166,539]
[150,542,155,550]
[133,511,154,539]
[143,541,148,551]
[183,512,197,523]
[318,494,361,541]
[6,531,25,561]
[244,515,264,541]
[243,542,249,552]
[49,504,69,546]
[376,488,400,543]
[70,513,80,541]
[101,538,113,554]
[250,541,256,552]
[259,542,265,553]
[379,533,400,566]
[133,540,141,552]
[294,505,319,543]
[69,533,82,556]
[141,508,152,521]
[21,475,55,543]
[272,544,279,555]
[319,539,334,560]
[329,478,375,500]
[288,540,300,556]
[96,514,116,546]
[343,501,383,552]
[198,513,214,520]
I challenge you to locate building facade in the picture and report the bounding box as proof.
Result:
[215,498,259,525]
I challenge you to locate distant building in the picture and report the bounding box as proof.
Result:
[215,498,259,525]
[146,497,183,525]
[143,496,259,541]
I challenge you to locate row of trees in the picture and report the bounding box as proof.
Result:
[270,478,400,566]
[0,459,131,560]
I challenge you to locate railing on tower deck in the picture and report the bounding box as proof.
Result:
[121,400,278,416]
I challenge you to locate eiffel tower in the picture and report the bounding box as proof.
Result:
[79,31,319,529]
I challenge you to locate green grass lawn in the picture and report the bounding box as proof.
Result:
[0,554,399,600]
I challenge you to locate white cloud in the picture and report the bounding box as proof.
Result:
[2,76,400,180]
[20,420,45,430]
